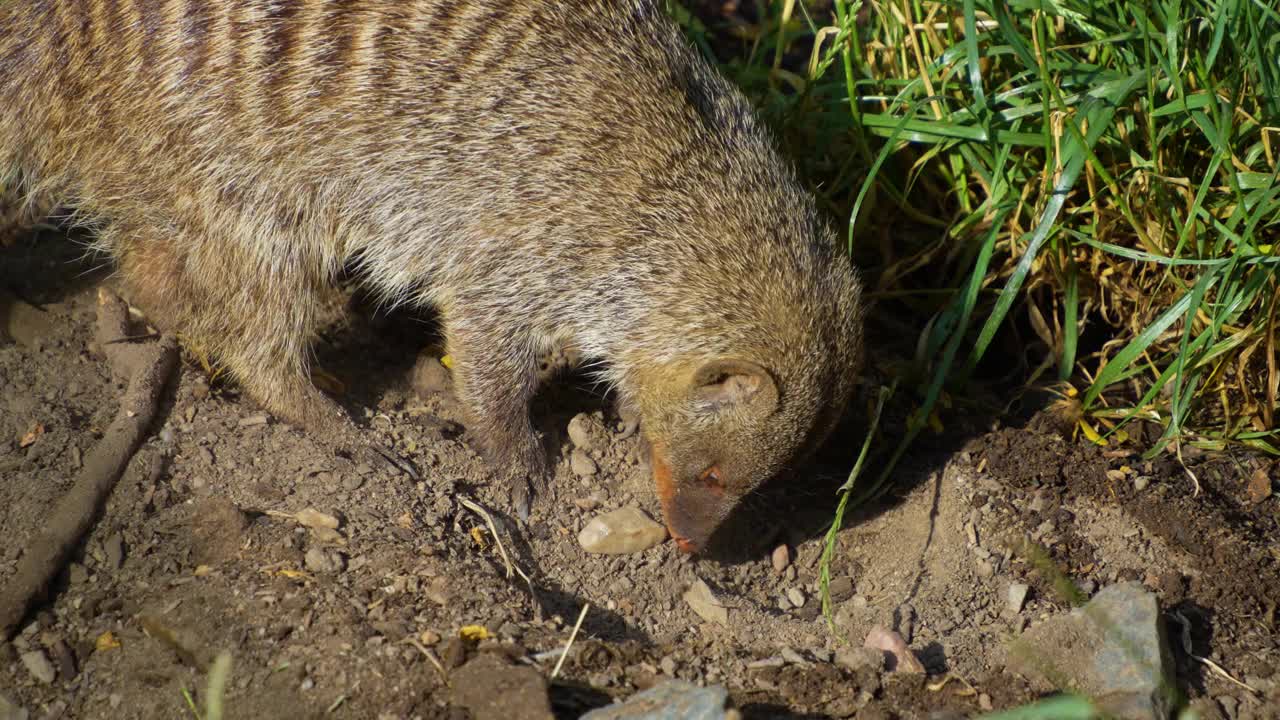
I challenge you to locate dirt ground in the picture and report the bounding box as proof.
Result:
[2,233,1279,719]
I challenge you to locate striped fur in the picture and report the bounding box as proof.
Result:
[0,0,865,551]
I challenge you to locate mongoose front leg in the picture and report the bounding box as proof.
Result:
[445,325,547,521]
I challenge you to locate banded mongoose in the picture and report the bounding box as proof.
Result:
[0,0,865,552]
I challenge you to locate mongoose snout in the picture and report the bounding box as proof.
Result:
[0,0,865,552]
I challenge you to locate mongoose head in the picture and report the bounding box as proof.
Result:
[628,252,864,554]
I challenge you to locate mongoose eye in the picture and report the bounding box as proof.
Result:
[697,465,724,493]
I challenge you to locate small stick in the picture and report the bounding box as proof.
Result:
[458,495,542,622]
[404,637,447,677]
[550,602,590,680]
[0,290,178,639]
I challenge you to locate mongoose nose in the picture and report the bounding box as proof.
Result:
[673,535,698,553]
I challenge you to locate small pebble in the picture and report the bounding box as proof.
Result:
[779,647,805,664]
[103,534,125,571]
[1134,475,1151,491]
[683,579,729,626]
[304,547,344,574]
[863,627,925,674]
[746,657,785,670]
[567,414,598,452]
[1007,582,1030,614]
[570,449,598,478]
[659,655,677,676]
[786,588,806,608]
[979,693,993,711]
[771,544,791,573]
[578,507,667,554]
[20,649,56,684]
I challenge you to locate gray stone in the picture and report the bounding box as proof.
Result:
[20,649,56,684]
[1007,582,1175,720]
[578,507,667,554]
[786,588,806,608]
[581,680,731,720]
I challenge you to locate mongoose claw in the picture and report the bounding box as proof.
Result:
[510,481,533,524]
[509,465,549,524]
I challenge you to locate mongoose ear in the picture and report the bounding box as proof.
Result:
[690,359,778,417]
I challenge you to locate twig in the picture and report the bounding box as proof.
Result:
[0,290,178,639]
[101,331,161,345]
[458,495,542,622]
[404,637,447,677]
[551,603,590,680]
[458,497,520,580]
[1171,611,1258,695]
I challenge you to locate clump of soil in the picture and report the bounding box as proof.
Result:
[2,234,1277,719]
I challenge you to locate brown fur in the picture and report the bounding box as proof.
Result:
[0,0,865,551]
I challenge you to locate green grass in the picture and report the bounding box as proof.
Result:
[669,0,1277,713]
[669,0,1279,541]
[673,0,1279,461]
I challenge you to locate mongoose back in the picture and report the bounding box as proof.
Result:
[0,0,865,552]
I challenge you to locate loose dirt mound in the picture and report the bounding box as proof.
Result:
[2,235,1276,719]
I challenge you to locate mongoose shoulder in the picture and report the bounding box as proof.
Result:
[0,0,865,551]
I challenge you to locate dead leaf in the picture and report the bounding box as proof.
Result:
[18,422,44,448]
[459,625,490,642]
[1246,466,1272,505]
[95,631,121,652]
